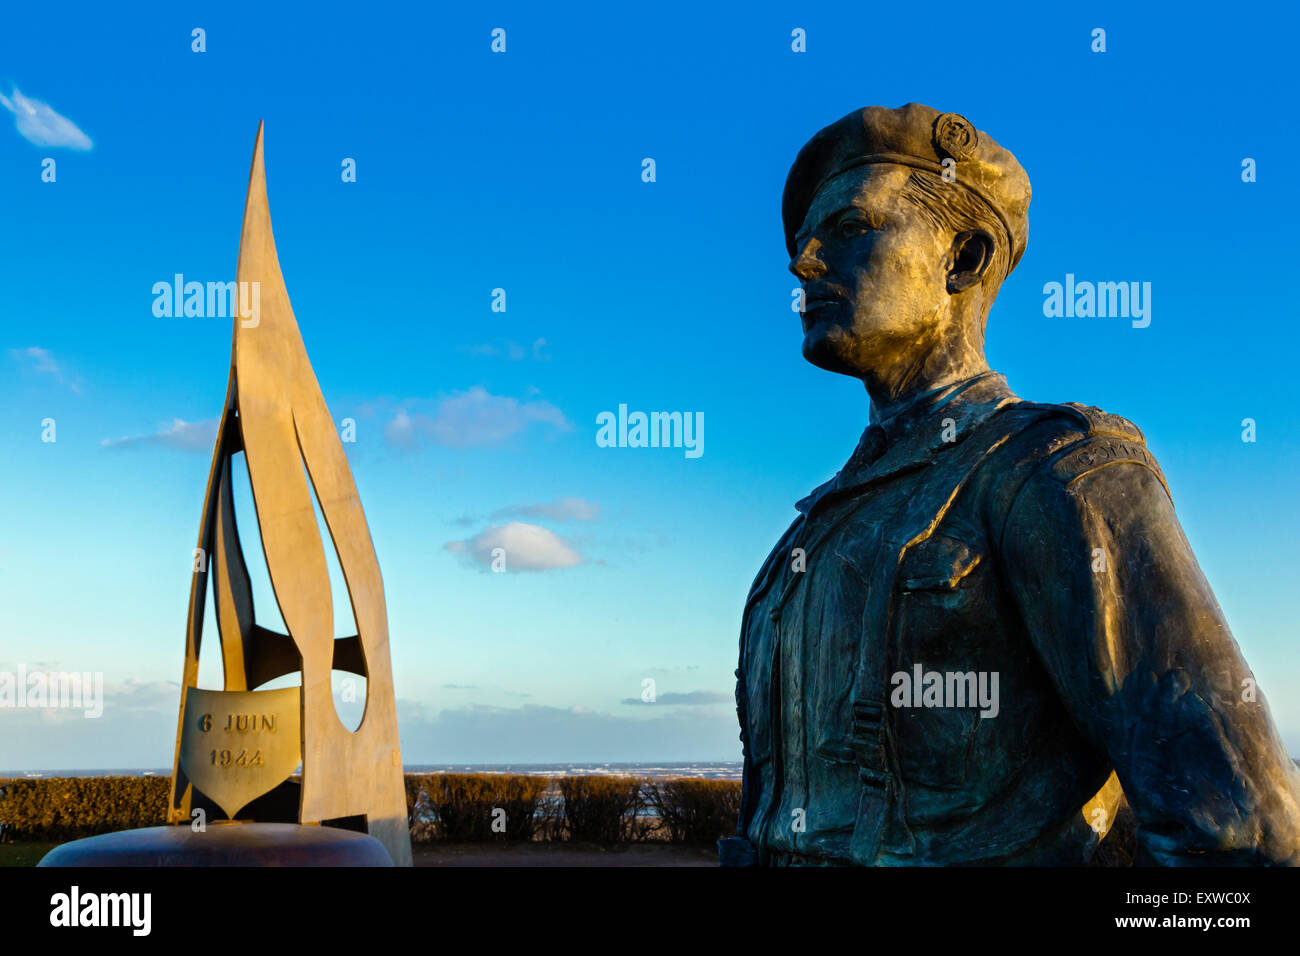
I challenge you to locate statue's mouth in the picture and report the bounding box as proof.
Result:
[804,282,848,308]
[802,286,848,331]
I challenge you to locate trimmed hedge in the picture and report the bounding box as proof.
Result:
[1,773,742,845]
[646,778,743,843]
[558,775,645,843]
[405,772,550,842]
[0,776,170,841]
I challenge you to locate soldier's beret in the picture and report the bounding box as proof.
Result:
[782,103,1031,277]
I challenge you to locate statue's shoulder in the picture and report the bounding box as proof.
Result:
[984,399,1170,501]
[990,399,1145,443]
[1050,402,1148,444]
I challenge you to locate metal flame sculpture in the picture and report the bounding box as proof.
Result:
[167,123,412,866]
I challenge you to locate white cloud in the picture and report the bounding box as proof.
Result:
[9,345,82,392]
[101,418,218,452]
[386,386,572,449]
[0,87,92,150]
[445,521,583,571]
[384,407,415,447]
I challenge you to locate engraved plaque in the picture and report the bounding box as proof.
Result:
[179,687,302,820]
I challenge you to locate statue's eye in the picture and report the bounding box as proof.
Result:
[836,216,870,239]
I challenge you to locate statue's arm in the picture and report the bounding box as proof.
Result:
[1001,450,1300,865]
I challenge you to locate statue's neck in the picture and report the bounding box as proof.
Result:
[864,349,991,425]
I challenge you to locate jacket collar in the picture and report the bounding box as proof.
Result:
[795,370,1021,515]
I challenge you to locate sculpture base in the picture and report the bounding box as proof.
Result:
[37,823,395,867]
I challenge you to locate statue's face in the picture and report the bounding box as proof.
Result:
[790,164,957,380]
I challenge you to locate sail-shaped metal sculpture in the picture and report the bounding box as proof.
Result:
[167,123,412,867]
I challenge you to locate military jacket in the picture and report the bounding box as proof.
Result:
[735,371,1300,865]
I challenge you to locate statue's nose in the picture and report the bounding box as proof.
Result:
[789,237,826,281]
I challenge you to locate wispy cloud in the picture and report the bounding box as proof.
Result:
[494,497,600,522]
[0,679,184,769]
[451,497,601,527]
[394,700,740,764]
[620,690,732,706]
[101,418,218,452]
[0,684,738,770]
[466,337,550,361]
[385,386,572,449]
[0,87,92,150]
[444,521,583,572]
[8,346,83,392]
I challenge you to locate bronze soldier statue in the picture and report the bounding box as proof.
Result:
[727,103,1300,866]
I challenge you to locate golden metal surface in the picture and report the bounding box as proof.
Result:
[168,123,413,866]
[179,687,302,821]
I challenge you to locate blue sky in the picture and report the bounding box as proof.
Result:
[1,1,1297,769]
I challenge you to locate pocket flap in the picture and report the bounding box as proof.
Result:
[898,534,982,590]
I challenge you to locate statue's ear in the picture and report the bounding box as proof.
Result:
[947,230,994,294]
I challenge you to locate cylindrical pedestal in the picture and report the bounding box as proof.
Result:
[37,823,394,867]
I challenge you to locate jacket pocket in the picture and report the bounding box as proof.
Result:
[889,532,989,791]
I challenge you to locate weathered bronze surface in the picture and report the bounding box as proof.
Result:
[39,823,394,867]
[728,103,1300,866]
[165,123,412,867]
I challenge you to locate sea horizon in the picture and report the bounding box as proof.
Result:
[0,761,743,781]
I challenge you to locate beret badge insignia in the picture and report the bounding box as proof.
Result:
[933,112,979,162]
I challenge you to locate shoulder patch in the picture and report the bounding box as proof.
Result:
[1050,434,1171,501]
[1000,401,1169,500]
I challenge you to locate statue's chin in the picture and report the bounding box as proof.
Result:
[802,327,863,378]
